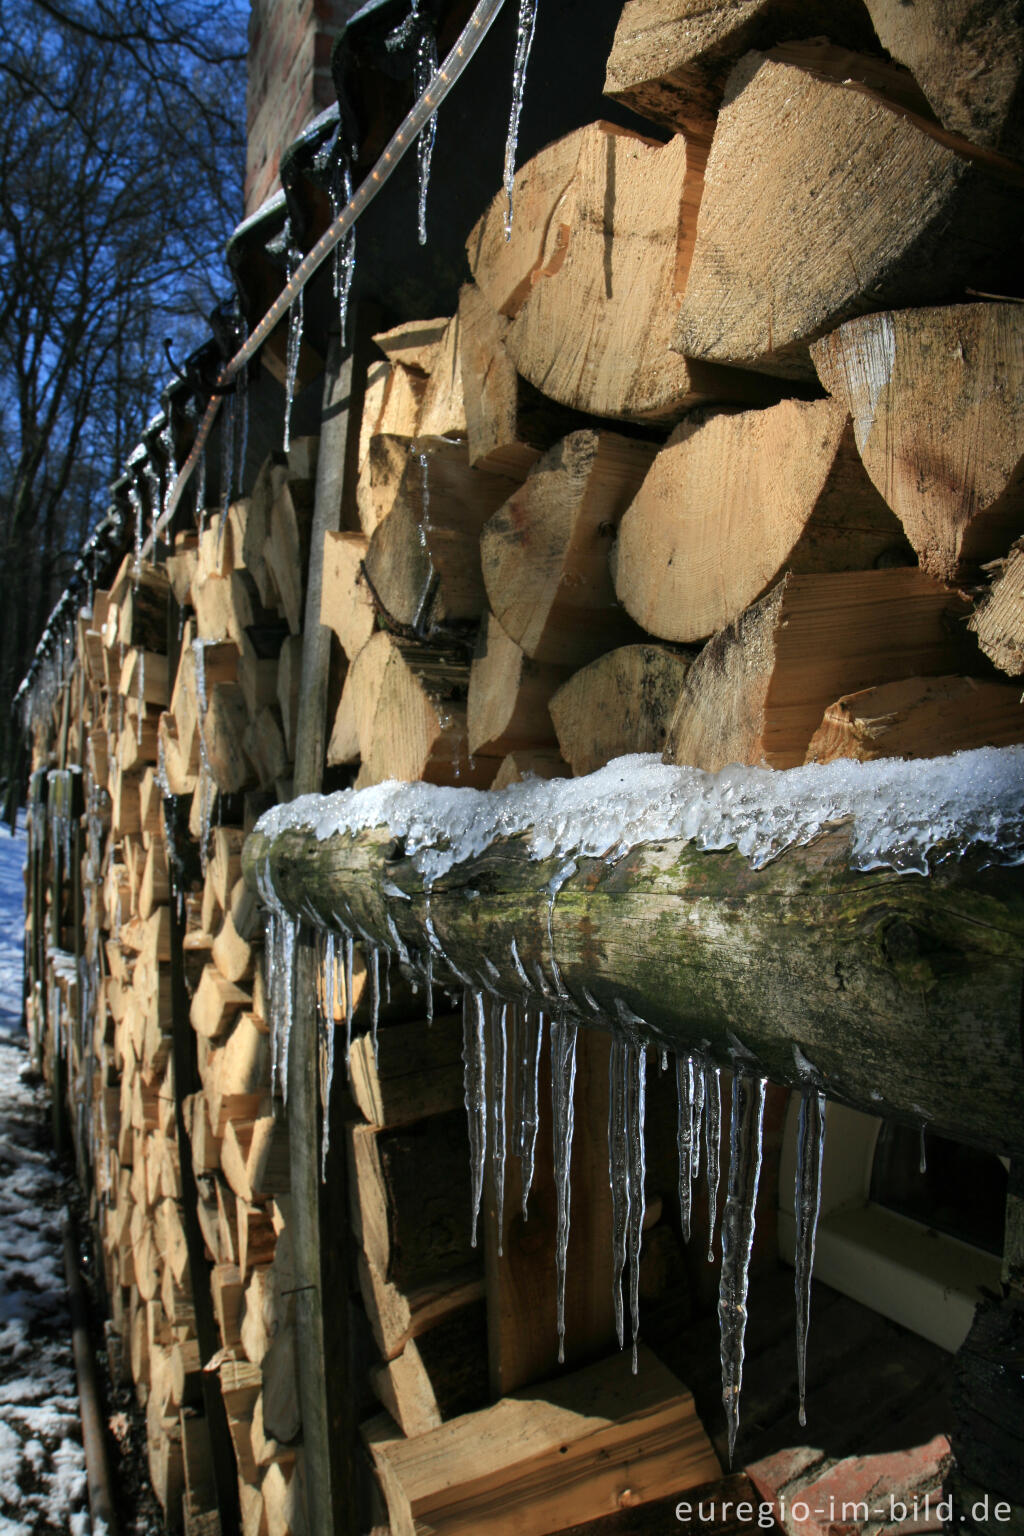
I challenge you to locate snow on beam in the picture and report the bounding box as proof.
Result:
[242,749,1024,1157]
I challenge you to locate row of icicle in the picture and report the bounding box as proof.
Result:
[256,862,827,1465]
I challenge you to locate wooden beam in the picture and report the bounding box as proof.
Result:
[286,332,360,1536]
[243,805,1024,1158]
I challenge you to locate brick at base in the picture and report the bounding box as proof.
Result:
[748,1435,951,1536]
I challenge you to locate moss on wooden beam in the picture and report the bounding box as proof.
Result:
[243,797,1024,1157]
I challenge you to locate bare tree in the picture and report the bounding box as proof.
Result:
[0,0,248,772]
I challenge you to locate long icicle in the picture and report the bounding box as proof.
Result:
[519,1007,543,1217]
[321,932,337,1179]
[502,0,539,238]
[462,990,488,1247]
[718,1067,767,1466]
[550,1013,578,1363]
[675,1053,696,1243]
[609,1034,629,1349]
[704,1058,722,1261]
[488,1000,509,1254]
[794,1087,826,1427]
[625,1039,647,1374]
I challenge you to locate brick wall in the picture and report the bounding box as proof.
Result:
[246,0,361,216]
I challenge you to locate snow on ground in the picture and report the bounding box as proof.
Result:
[0,819,88,1536]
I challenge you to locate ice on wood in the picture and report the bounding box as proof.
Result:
[255,747,1024,884]
[502,0,539,239]
[794,1086,826,1428]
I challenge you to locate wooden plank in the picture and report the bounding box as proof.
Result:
[363,1344,720,1536]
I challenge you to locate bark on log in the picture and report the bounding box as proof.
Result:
[673,51,1024,379]
[243,792,1024,1156]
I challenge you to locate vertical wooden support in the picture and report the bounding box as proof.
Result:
[485,1027,616,1395]
[288,331,361,1536]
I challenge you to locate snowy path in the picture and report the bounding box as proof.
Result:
[0,821,88,1535]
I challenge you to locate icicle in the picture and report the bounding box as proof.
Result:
[919,1123,927,1175]
[131,481,144,581]
[412,450,435,634]
[487,1000,509,1253]
[550,1013,578,1363]
[343,930,355,1070]
[502,0,539,239]
[283,261,304,455]
[704,1058,722,1262]
[518,1008,542,1217]
[192,638,214,875]
[794,1086,826,1429]
[136,651,145,745]
[322,932,337,1179]
[675,1053,696,1243]
[624,1040,648,1373]
[660,1049,668,1074]
[424,947,434,1026]
[609,1034,629,1350]
[414,21,439,243]
[545,859,576,996]
[368,945,381,1065]
[691,1059,706,1183]
[718,1067,767,1466]
[462,990,488,1246]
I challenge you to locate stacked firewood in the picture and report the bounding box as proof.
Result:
[314,5,1024,1528]
[36,2,1024,1532]
[68,441,329,1533]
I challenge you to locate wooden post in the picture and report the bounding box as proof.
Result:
[287,330,362,1536]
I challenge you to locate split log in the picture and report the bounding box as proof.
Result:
[457,283,583,480]
[362,438,518,632]
[330,631,494,788]
[416,313,466,441]
[970,537,1024,676]
[190,964,251,1041]
[204,683,255,794]
[320,530,374,662]
[364,1346,719,1536]
[490,749,570,789]
[118,563,170,652]
[243,706,290,790]
[811,304,1024,582]
[603,0,879,140]
[805,676,1024,763]
[673,50,1024,380]
[357,433,415,539]
[480,431,655,668]
[207,1011,268,1134]
[466,614,568,759]
[264,472,314,634]
[348,1114,477,1293]
[211,880,260,985]
[864,0,1024,158]
[664,569,976,771]
[348,1014,463,1129]
[470,123,782,423]
[243,765,1024,1156]
[614,399,911,643]
[276,634,302,759]
[550,644,694,775]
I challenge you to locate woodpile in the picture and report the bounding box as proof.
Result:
[23,2,1024,1533]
